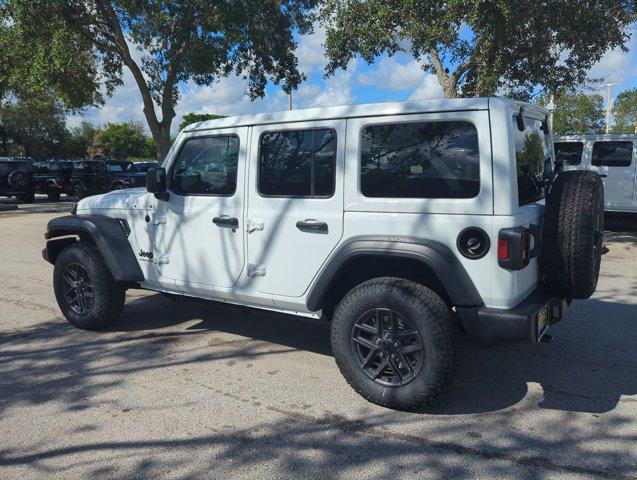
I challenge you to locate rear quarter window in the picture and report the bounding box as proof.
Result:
[554,142,584,166]
[591,141,633,167]
[360,121,480,198]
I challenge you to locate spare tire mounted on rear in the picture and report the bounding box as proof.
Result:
[541,170,604,299]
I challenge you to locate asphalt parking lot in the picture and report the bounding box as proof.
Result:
[0,195,636,479]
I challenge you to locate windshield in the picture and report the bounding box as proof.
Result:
[513,114,552,205]
[107,162,135,172]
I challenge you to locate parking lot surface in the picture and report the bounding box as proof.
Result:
[1,196,636,479]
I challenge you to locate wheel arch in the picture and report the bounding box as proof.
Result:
[306,236,484,315]
[43,215,144,283]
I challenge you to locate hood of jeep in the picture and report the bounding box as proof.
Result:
[77,188,150,212]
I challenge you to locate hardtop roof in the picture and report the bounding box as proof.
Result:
[183,97,544,132]
[555,134,637,141]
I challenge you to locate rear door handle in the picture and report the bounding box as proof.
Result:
[296,219,328,232]
[213,216,239,228]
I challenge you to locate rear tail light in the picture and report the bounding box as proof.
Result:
[498,225,539,270]
[497,238,509,260]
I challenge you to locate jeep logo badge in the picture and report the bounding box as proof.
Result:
[138,249,154,260]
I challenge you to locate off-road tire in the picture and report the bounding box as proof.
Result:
[47,188,61,201]
[72,184,85,202]
[16,191,35,203]
[331,277,459,410]
[542,170,604,299]
[53,242,126,330]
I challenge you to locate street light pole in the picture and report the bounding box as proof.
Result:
[601,82,620,134]
[288,91,293,110]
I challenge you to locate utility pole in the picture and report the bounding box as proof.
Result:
[601,82,620,134]
[288,91,293,110]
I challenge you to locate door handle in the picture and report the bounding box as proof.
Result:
[213,216,239,228]
[598,174,608,178]
[296,219,328,232]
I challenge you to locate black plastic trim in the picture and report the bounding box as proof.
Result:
[306,235,483,312]
[43,214,144,283]
[456,288,568,344]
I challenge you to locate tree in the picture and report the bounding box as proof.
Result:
[0,2,115,109]
[613,88,637,134]
[179,113,226,131]
[541,91,605,136]
[66,121,99,158]
[98,121,156,159]
[0,93,70,158]
[3,1,317,161]
[320,1,636,99]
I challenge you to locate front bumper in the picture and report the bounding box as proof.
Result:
[456,289,569,344]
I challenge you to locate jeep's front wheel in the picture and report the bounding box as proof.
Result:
[53,242,125,330]
[331,278,459,410]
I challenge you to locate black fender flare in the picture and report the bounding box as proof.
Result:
[305,235,483,311]
[43,214,144,283]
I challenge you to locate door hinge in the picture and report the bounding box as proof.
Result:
[247,219,264,233]
[247,263,266,277]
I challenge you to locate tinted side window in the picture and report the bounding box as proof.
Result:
[360,121,480,198]
[554,142,584,166]
[592,141,633,167]
[513,116,551,205]
[259,129,336,197]
[170,136,239,195]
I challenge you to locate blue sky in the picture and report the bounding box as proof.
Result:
[68,25,637,135]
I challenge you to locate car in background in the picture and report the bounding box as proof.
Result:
[33,160,74,201]
[106,161,148,189]
[555,134,637,213]
[0,157,36,203]
[70,160,113,201]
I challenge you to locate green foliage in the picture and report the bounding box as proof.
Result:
[0,2,117,109]
[179,113,227,131]
[0,93,70,158]
[2,0,317,160]
[320,0,636,98]
[98,121,156,160]
[541,92,605,136]
[613,88,637,134]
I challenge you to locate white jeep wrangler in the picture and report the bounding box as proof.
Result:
[43,98,604,410]
[555,134,637,213]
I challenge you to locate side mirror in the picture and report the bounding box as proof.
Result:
[146,167,169,200]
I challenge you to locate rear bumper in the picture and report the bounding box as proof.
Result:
[456,289,569,344]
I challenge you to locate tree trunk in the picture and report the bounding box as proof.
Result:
[429,48,460,99]
[152,123,173,161]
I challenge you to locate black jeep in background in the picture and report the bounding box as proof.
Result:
[70,161,113,201]
[33,160,74,201]
[105,161,147,189]
[0,157,36,203]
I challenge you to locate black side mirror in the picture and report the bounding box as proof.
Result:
[147,167,169,200]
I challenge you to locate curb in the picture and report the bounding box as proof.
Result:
[0,204,19,212]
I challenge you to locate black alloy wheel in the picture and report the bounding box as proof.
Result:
[62,263,95,315]
[351,308,424,387]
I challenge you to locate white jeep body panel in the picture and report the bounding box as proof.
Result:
[75,98,553,316]
[556,134,637,213]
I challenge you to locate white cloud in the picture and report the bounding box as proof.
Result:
[587,28,637,86]
[296,26,328,77]
[358,57,429,91]
[409,75,444,101]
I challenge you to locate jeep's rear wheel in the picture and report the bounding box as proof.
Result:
[542,170,604,299]
[53,242,125,330]
[16,191,35,203]
[72,184,85,202]
[331,278,459,410]
[47,188,61,201]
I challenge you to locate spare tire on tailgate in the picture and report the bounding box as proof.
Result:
[541,170,604,299]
